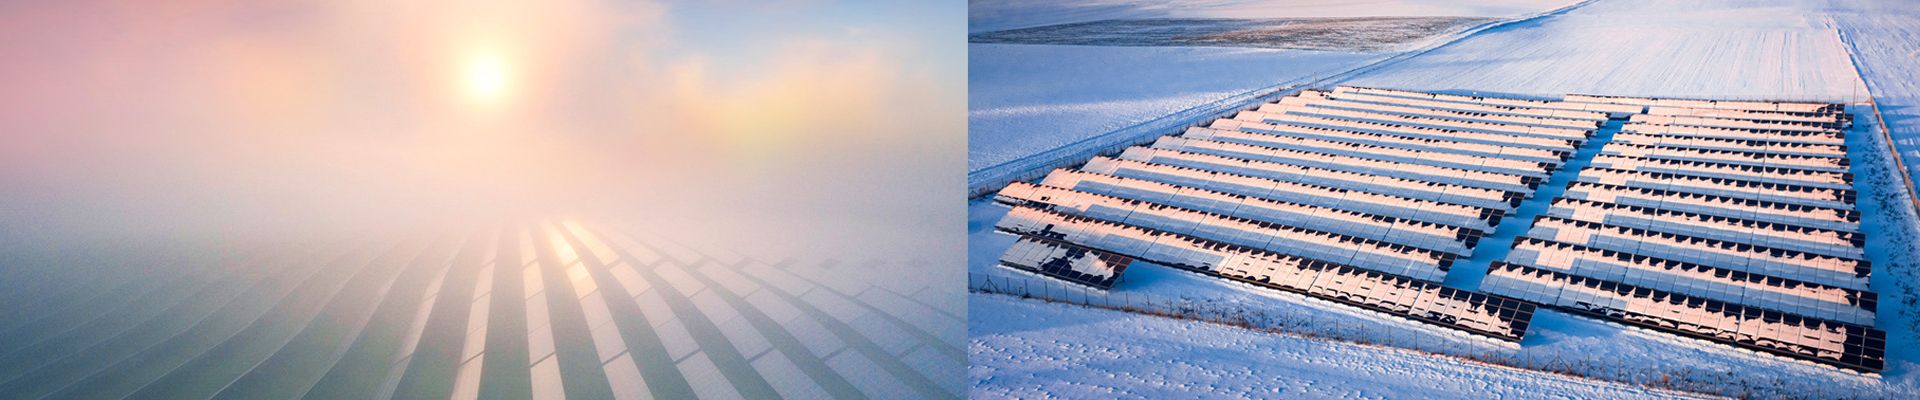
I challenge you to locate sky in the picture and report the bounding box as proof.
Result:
[0,0,966,261]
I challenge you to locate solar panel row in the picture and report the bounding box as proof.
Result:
[1323,90,1611,121]
[1567,93,1847,114]
[1621,122,1846,145]
[0,223,967,399]
[997,236,1134,289]
[1227,112,1574,162]
[1601,141,1851,172]
[987,86,1625,341]
[1339,86,1644,115]
[1109,149,1525,213]
[1486,262,1883,371]
[992,206,1534,340]
[1480,95,1886,372]
[1280,91,1603,130]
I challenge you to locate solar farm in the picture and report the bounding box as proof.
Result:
[985,85,1892,373]
[0,222,965,399]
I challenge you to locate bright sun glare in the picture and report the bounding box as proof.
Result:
[461,50,511,106]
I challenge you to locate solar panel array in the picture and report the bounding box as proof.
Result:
[0,223,966,399]
[986,85,1625,341]
[1481,95,1887,372]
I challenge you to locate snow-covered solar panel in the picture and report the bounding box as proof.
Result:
[1222,114,1571,163]
[992,206,1534,341]
[997,235,1134,289]
[1545,198,1863,259]
[1319,90,1609,121]
[977,88,1884,363]
[1111,149,1526,211]
[1646,106,1848,127]
[1574,167,1855,210]
[1090,154,1508,229]
[1630,114,1844,133]
[1601,142,1850,173]
[1185,126,1557,177]
[1522,217,1870,291]
[1563,181,1858,232]
[994,183,1456,280]
[1565,94,1844,114]
[1590,154,1852,190]
[1244,106,1590,145]
[1035,170,1482,255]
[1613,132,1847,158]
[1151,136,1544,190]
[1483,263,1883,372]
[1502,237,1874,325]
[1253,103,1596,143]
[1336,86,1643,115]
[1621,122,1846,145]
[1282,91,1602,129]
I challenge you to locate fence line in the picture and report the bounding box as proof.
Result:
[1829,17,1920,217]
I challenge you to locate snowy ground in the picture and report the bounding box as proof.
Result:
[967,45,1377,173]
[970,294,1710,399]
[967,0,1920,397]
[1827,0,1920,201]
[969,17,1497,52]
[1344,0,1871,101]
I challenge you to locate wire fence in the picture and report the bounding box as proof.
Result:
[968,271,1905,399]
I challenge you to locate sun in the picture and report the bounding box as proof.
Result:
[460,50,512,106]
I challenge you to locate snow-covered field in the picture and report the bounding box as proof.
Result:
[968,45,1377,173]
[970,294,1709,399]
[1345,0,1870,100]
[1828,1,1920,199]
[968,0,1580,33]
[968,0,1920,397]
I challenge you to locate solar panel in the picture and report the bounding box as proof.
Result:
[1621,122,1846,145]
[1485,263,1882,371]
[981,88,1881,371]
[1646,106,1848,126]
[1185,126,1559,177]
[1226,112,1575,162]
[1568,93,1844,113]
[1250,104,1596,142]
[1321,90,1611,121]
[1601,142,1851,172]
[1629,114,1843,133]
[1589,154,1852,189]
[997,235,1134,290]
[1281,91,1603,129]
[1338,86,1643,114]
[1472,95,1886,372]
[1152,135,1544,189]
[1110,149,1526,212]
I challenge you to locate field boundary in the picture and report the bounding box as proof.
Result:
[1831,16,1920,217]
